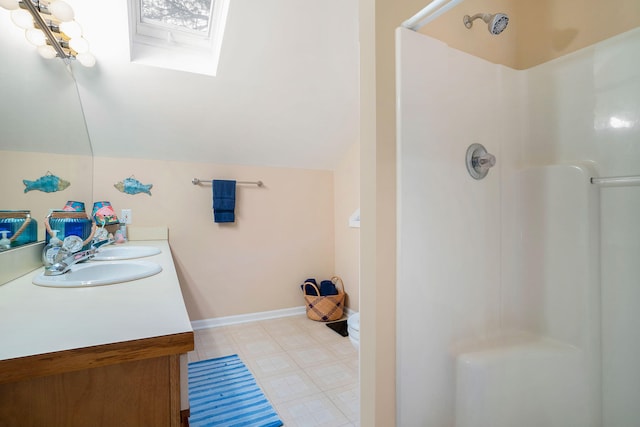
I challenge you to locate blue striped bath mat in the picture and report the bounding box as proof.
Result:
[188,354,283,427]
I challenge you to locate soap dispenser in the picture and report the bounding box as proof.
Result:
[0,230,10,251]
[42,230,62,267]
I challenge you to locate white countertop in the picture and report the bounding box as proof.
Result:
[0,240,193,361]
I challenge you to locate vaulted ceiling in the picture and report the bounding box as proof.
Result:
[72,0,360,170]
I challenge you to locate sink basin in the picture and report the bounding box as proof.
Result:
[92,245,161,261]
[33,260,162,288]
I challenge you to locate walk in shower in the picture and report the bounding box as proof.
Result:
[396,1,640,426]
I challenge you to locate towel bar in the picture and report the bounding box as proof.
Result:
[590,175,640,187]
[192,178,264,187]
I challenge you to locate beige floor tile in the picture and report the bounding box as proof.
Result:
[273,331,320,351]
[343,356,360,376]
[227,323,270,344]
[246,351,301,379]
[258,370,321,405]
[259,317,307,337]
[305,360,359,392]
[288,345,341,369]
[325,339,358,359]
[275,394,349,427]
[327,383,360,423]
[187,349,201,363]
[307,323,347,343]
[200,342,239,359]
[237,337,284,358]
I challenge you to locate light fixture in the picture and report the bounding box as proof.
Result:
[47,0,73,21]
[25,27,46,45]
[0,0,18,10]
[59,20,80,38]
[1,0,95,67]
[10,8,32,28]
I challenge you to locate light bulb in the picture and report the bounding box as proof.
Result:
[76,52,96,67]
[10,9,33,29]
[25,28,46,46]
[37,45,57,59]
[49,0,74,22]
[69,37,89,54]
[60,20,82,39]
[0,0,19,10]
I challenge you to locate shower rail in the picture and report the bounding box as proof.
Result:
[401,0,465,31]
[590,175,640,187]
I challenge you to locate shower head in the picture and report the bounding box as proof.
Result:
[463,13,509,35]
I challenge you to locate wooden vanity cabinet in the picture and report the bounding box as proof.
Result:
[0,332,194,427]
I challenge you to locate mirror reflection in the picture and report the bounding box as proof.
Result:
[0,9,93,251]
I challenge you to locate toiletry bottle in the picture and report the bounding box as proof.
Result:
[42,230,63,266]
[114,224,127,243]
[0,230,10,251]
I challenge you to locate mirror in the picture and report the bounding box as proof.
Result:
[0,10,93,251]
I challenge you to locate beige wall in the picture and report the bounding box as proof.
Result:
[93,156,335,320]
[1,151,93,242]
[359,0,431,425]
[334,141,360,311]
[516,0,640,69]
[419,0,640,69]
[420,0,518,67]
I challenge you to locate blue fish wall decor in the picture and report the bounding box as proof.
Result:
[114,177,153,196]
[23,172,70,193]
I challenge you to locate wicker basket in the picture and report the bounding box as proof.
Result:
[302,276,345,322]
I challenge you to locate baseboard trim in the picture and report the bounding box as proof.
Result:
[191,306,357,330]
[191,306,306,330]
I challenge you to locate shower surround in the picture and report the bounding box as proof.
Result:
[396,27,640,426]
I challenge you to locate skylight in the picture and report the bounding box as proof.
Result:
[128,0,230,76]
[141,0,214,33]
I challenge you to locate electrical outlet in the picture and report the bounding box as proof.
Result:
[121,209,132,224]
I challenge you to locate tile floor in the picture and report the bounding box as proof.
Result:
[188,314,360,427]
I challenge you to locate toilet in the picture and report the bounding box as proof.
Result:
[347,313,360,350]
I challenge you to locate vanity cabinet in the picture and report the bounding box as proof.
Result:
[0,333,193,427]
[0,240,194,427]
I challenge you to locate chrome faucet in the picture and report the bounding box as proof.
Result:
[91,236,115,249]
[44,248,97,276]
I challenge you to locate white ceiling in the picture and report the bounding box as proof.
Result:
[69,0,360,171]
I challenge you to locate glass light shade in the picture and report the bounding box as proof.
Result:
[10,9,33,29]
[69,37,89,54]
[37,45,57,59]
[48,1,74,22]
[59,20,82,39]
[25,28,47,47]
[76,52,96,67]
[0,0,19,10]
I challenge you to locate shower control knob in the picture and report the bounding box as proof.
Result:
[466,143,496,180]
[475,152,496,171]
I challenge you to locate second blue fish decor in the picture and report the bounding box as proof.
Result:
[114,176,153,196]
[23,172,70,193]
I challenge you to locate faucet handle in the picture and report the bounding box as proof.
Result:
[474,152,496,171]
[62,235,84,252]
[91,237,115,249]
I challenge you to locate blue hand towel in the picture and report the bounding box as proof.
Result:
[301,278,319,296]
[320,280,338,296]
[212,180,236,223]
